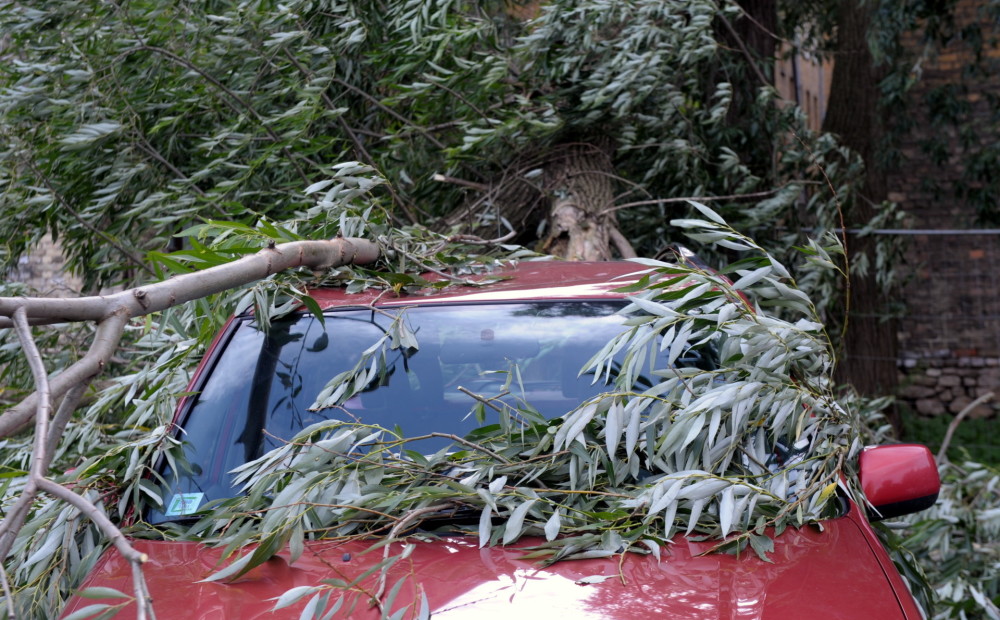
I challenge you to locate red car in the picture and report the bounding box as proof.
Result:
[63,261,940,619]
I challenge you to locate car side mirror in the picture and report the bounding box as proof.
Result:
[858,444,941,521]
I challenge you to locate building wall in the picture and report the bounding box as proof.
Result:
[890,0,1000,419]
[775,44,833,132]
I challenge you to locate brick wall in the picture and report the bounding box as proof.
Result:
[890,0,1000,419]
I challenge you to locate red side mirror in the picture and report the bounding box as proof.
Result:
[858,445,940,521]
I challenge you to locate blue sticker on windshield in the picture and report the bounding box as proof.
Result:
[164,493,204,516]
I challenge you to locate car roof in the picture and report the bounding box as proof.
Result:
[307,260,652,309]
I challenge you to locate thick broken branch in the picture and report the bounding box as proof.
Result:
[0,237,378,437]
[0,237,378,327]
[1,237,378,437]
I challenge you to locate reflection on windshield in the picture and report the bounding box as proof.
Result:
[151,301,716,522]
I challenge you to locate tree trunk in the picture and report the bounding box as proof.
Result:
[822,3,901,428]
[538,141,619,260]
[443,140,633,260]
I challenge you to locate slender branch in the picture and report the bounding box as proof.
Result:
[446,231,517,246]
[374,502,455,604]
[718,12,772,89]
[608,227,638,259]
[432,174,490,192]
[937,391,993,464]
[427,80,519,154]
[331,79,448,151]
[387,243,477,285]
[0,308,49,560]
[132,563,155,620]
[599,189,781,216]
[402,433,512,465]
[0,561,14,619]
[35,479,156,619]
[13,308,52,479]
[456,386,507,413]
[21,157,155,276]
[279,49,421,224]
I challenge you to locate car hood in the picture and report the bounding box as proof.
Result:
[63,515,908,619]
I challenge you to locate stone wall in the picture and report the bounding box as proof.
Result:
[900,357,999,418]
[7,235,82,296]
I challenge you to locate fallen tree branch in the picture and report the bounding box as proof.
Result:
[0,235,380,617]
[0,237,378,327]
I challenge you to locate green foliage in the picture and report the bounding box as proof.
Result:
[897,460,1000,619]
[0,0,868,301]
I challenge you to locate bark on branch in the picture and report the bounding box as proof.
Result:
[0,237,378,437]
[2,309,157,618]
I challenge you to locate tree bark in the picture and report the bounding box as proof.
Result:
[822,3,900,427]
[442,140,633,261]
[538,142,620,260]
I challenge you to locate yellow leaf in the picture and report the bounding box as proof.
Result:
[818,481,838,504]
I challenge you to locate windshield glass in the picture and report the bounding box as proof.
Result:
[151,301,715,522]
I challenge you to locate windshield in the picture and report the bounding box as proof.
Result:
[151,301,715,522]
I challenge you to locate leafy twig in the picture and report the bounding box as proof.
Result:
[599,189,781,216]
[373,503,456,605]
[456,386,507,413]
[404,433,513,465]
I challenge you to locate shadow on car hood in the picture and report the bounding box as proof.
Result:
[63,515,907,619]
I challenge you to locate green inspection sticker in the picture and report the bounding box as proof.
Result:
[164,492,205,516]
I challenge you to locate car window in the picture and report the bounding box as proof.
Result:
[150,301,716,522]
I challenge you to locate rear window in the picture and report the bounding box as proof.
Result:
[151,301,715,522]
